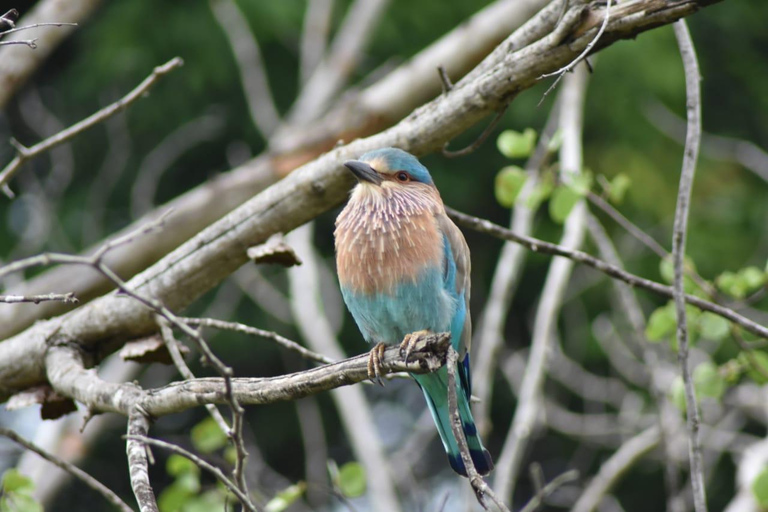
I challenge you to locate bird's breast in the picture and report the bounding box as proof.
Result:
[335,196,444,295]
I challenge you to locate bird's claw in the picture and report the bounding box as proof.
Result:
[400,330,430,365]
[367,343,387,387]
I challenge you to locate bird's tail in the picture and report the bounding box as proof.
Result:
[414,364,494,477]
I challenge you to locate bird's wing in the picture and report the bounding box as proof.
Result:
[436,213,471,354]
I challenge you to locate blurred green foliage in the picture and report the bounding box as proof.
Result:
[0,0,766,510]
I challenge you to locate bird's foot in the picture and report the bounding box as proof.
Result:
[367,342,388,387]
[400,330,432,365]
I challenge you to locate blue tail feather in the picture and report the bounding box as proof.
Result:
[414,364,494,477]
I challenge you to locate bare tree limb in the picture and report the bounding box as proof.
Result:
[572,427,661,512]
[209,0,281,138]
[0,57,184,198]
[181,316,334,364]
[0,427,133,512]
[671,19,707,512]
[494,65,589,502]
[0,292,77,304]
[299,0,334,85]
[126,406,158,512]
[0,0,100,107]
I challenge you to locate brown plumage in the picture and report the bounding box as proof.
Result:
[335,180,445,295]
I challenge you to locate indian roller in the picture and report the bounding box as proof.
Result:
[334,147,494,477]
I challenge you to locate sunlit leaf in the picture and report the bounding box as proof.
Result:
[167,454,200,477]
[549,186,580,224]
[496,128,537,159]
[494,166,527,208]
[607,173,631,204]
[752,466,768,508]
[670,376,686,412]
[0,493,42,512]
[265,483,307,512]
[693,362,726,399]
[191,416,228,453]
[2,469,34,494]
[739,351,768,385]
[645,303,676,342]
[698,312,730,341]
[338,462,366,498]
[525,175,554,211]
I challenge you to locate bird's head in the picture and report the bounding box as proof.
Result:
[343,148,434,193]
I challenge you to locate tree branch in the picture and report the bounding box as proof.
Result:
[0,57,184,197]
[670,19,707,512]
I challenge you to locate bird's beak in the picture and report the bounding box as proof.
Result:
[344,160,382,186]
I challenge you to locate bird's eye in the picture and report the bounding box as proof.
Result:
[396,172,410,182]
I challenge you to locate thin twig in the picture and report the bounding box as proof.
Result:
[442,105,508,158]
[446,347,511,512]
[124,435,259,512]
[437,65,453,93]
[0,21,77,38]
[0,292,77,304]
[181,316,334,364]
[446,207,768,341]
[538,0,611,105]
[572,426,661,512]
[0,57,184,198]
[157,317,231,434]
[0,427,133,512]
[518,469,579,512]
[671,20,707,512]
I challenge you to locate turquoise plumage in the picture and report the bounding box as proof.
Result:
[334,147,493,476]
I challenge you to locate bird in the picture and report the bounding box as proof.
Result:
[334,147,493,477]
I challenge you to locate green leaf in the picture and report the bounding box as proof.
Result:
[494,166,528,208]
[265,483,307,512]
[716,266,766,299]
[670,376,686,412]
[338,462,366,498]
[752,466,768,508]
[191,416,228,453]
[496,128,537,159]
[569,170,593,196]
[159,481,196,512]
[182,490,229,512]
[693,362,726,399]
[525,175,554,211]
[549,186,580,224]
[167,455,200,477]
[645,303,676,342]
[739,351,768,385]
[2,470,34,494]
[0,493,42,512]
[546,129,562,153]
[741,266,766,289]
[607,173,631,204]
[698,312,730,341]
